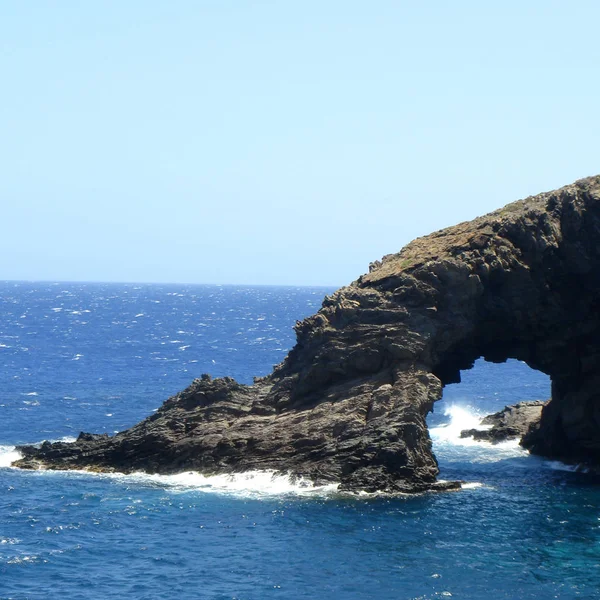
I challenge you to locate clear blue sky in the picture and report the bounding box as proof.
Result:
[2,1,599,286]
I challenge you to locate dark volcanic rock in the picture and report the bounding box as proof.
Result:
[460,400,547,443]
[14,175,600,491]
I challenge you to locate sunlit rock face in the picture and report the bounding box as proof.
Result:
[15,176,600,491]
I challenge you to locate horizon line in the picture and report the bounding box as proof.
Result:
[0,278,343,289]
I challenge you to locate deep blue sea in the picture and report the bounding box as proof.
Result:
[1,282,599,599]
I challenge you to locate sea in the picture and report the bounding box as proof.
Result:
[1,281,599,599]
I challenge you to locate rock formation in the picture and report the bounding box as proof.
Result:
[14,175,600,492]
[460,400,547,444]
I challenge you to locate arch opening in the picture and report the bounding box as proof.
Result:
[427,358,551,475]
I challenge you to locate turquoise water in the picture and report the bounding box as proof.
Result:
[1,282,599,599]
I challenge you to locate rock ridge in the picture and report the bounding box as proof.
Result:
[14,175,600,492]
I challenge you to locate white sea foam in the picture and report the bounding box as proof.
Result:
[430,405,528,462]
[0,442,337,497]
[461,482,484,490]
[114,470,340,498]
[429,405,489,445]
[544,460,587,473]
[25,463,339,498]
[0,446,22,467]
[7,555,39,564]
[0,436,79,468]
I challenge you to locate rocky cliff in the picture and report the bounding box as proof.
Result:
[14,175,600,492]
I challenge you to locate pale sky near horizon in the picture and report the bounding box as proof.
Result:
[2,1,599,286]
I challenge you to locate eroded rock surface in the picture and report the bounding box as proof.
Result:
[460,400,547,443]
[14,175,600,492]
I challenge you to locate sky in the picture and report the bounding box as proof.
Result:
[1,1,599,286]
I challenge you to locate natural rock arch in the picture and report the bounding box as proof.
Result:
[15,176,600,492]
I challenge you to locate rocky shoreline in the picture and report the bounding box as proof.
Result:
[14,175,600,493]
[460,400,547,444]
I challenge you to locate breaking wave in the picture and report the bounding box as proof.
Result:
[110,470,340,499]
[0,443,337,498]
[430,404,528,462]
[0,445,22,467]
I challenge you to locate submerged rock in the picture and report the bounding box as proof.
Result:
[14,175,600,492]
[460,400,547,443]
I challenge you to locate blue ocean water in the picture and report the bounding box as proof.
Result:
[1,282,599,599]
